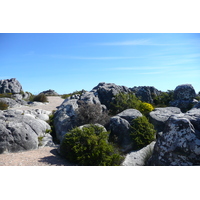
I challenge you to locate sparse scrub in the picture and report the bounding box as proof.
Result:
[32,93,48,103]
[0,101,9,110]
[153,90,174,107]
[130,116,156,150]
[76,101,110,127]
[60,125,124,166]
[61,90,86,99]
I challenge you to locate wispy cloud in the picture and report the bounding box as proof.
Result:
[95,39,187,46]
[50,55,144,60]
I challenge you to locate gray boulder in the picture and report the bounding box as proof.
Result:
[148,115,200,166]
[0,109,51,154]
[0,78,23,94]
[130,86,161,103]
[39,89,59,96]
[91,82,131,109]
[173,84,196,100]
[149,107,182,132]
[109,109,143,152]
[54,99,79,142]
[0,98,21,108]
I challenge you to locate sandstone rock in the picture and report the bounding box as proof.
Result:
[0,78,23,94]
[22,109,51,121]
[173,84,196,100]
[122,141,156,166]
[54,99,79,142]
[148,115,200,166]
[130,86,161,103]
[149,107,182,132]
[91,82,131,109]
[0,98,21,108]
[0,109,51,154]
[39,89,59,96]
[109,109,143,152]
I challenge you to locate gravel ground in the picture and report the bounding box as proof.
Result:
[0,96,76,166]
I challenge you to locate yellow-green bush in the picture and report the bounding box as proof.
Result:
[138,102,154,116]
[130,116,156,150]
[0,101,9,110]
[60,125,124,166]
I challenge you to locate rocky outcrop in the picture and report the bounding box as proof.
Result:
[149,107,182,132]
[148,113,200,166]
[122,141,156,166]
[0,78,23,94]
[0,109,52,154]
[170,84,197,112]
[109,109,143,152]
[130,86,161,103]
[39,89,59,96]
[91,82,131,109]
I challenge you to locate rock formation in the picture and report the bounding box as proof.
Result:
[0,78,23,94]
[39,89,59,96]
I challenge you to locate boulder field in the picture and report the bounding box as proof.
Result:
[1,78,200,166]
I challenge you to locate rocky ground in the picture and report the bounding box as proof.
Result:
[0,96,76,166]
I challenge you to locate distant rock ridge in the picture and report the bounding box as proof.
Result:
[39,89,59,96]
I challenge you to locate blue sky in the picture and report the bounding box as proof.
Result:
[1,33,200,94]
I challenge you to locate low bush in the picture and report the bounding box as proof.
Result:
[60,125,124,166]
[32,93,48,103]
[130,116,156,150]
[110,92,154,116]
[0,101,9,110]
[0,93,13,98]
[76,101,110,127]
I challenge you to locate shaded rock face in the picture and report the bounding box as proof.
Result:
[92,82,131,109]
[0,110,51,154]
[174,84,196,100]
[0,78,23,94]
[148,114,200,166]
[39,89,59,96]
[149,107,182,132]
[130,86,161,104]
[170,84,197,112]
[109,109,143,152]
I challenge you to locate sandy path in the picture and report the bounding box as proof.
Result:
[11,96,65,112]
[0,96,75,166]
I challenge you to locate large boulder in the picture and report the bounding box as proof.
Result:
[0,98,21,108]
[54,99,79,142]
[149,107,182,132]
[91,82,131,109]
[39,89,59,96]
[170,84,197,112]
[109,109,143,152]
[148,115,200,166]
[0,109,51,154]
[130,86,161,103]
[0,78,23,94]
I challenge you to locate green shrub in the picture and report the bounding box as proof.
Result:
[110,92,154,116]
[76,101,110,127]
[61,90,86,99]
[153,90,174,107]
[0,93,13,98]
[130,116,156,150]
[32,93,48,103]
[0,101,9,110]
[60,125,124,166]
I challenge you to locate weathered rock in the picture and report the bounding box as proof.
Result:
[109,109,143,152]
[0,98,21,108]
[149,107,182,132]
[0,78,23,94]
[79,91,101,105]
[91,82,131,109]
[193,101,200,109]
[173,84,196,100]
[0,109,51,154]
[39,89,59,96]
[22,109,51,121]
[54,99,79,142]
[170,99,198,112]
[148,115,200,166]
[122,141,156,166]
[130,86,161,103]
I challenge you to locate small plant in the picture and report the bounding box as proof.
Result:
[0,101,9,110]
[32,93,48,103]
[138,102,154,116]
[60,125,124,166]
[76,101,110,127]
[38,136,44,146]
[130,116,156,150]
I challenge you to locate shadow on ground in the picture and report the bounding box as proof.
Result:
[38,148,76,166]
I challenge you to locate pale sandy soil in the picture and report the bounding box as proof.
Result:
[0,96,76,166]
